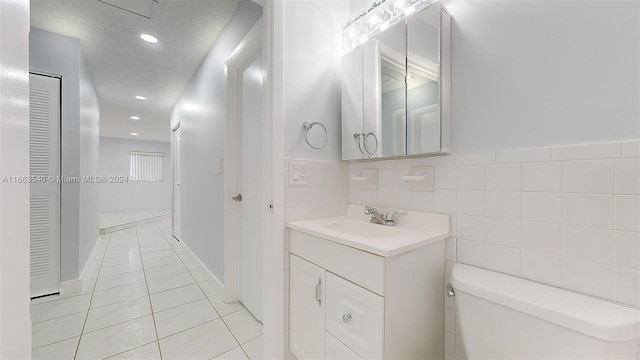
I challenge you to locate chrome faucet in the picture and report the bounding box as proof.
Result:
[364,206,406,226]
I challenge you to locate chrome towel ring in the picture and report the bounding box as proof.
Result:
[303,121,327,150]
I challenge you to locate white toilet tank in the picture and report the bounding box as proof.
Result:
[451,264,640,359]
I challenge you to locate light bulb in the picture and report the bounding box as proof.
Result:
[140,34,158,44]
[404,5,416,15]
[348,27,356,40]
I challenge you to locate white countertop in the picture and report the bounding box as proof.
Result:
[287,204,450,257]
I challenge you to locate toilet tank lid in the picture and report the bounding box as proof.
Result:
[451,264,640,342]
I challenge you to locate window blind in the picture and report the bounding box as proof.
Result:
[129,151,165,181]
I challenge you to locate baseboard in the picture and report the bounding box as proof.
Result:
[59,279,81,296]
[178,240,225,295]
[79,236,103,280]
[100,214,171,234]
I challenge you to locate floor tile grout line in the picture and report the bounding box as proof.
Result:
[73,231,113,360]
[35,226,169,355]
[150,220,251,356]
[80,312,153,336]
[31,334,81,351]
[239,333,263,346]
[99,340,158,360]
[135,225,165,360]
[150,296,214,316]
[151,220,261,357]
[154,318,221,342]
[30,307,91,326]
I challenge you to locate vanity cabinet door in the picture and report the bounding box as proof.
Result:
[342,46,364,160]
[290,254,326,359]
[326,332,363,360]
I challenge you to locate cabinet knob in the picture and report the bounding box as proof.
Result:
[342,313,352,323]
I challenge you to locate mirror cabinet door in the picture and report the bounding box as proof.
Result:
[406,4,441,155]
[341,3,450,160]
[342,46,364,160]
[364,21,406,159]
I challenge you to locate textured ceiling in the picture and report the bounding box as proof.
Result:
[31,0,240,142]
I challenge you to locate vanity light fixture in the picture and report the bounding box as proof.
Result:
[140,33,158,44]
[343,0,435,51]
[130,116,140,120]
[135,95,147,100]
[131,132,139,136]
[404,4,417,15]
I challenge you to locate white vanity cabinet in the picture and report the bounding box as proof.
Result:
[288,229,446,360]
[290,255,326,359]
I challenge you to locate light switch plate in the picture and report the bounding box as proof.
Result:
[289,163,309,186]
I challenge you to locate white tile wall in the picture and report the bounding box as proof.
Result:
[564,160,614,194]
[485,163,521,191]
[283,158,349,339]
[485,218,520,248]
[347,139,640,309]
[522,162,563,192]
[616,158,640,194]
[276,139,640,360]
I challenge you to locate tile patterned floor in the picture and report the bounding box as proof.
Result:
[99,210,172,229]
[31,217,262,359]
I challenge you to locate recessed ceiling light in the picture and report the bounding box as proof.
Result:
[135,95,147,100]
[130,116,140,120]
[140,34,158,44]
[131,132,139,136]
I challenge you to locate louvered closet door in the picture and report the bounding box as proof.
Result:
[29,73,61,298]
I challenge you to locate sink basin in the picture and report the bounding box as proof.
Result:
[322,221,401,238]
[287,205,450,257]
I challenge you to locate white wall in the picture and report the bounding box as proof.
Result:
[0,0,32,356]
[171,0,262,281]
[447,0,639,152]
[277,1,352,356]
[343,1,639,358]
[30,28,101,282]
[282,1,350,162]
[78,52,101,275]
[99,137,172,212]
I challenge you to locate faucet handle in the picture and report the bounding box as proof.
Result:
[364,206,377,215]
[384,209,406,221]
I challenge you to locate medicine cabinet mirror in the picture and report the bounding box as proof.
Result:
[342,2,451,160]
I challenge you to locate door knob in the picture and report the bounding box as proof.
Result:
[342,313,352,323]
[232,194,242,202]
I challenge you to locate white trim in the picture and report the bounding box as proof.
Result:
[172,125,182,241]
[129,151,165,157]
[59,279,81,296]
[224,18,264,306]
[79,236,102,279]
[410,103,439,153]
[179,238,225,295]
[263,1,285,358]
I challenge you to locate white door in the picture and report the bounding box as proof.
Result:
[290,255,326,359]
[29,73,61,298]
[173,125,182,240]
[236,49,264,321]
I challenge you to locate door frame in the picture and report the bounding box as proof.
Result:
[223,18,265,305]
[262,2,285,358]
[171,122,181,241]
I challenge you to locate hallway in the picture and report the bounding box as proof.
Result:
[30,218,262,359]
